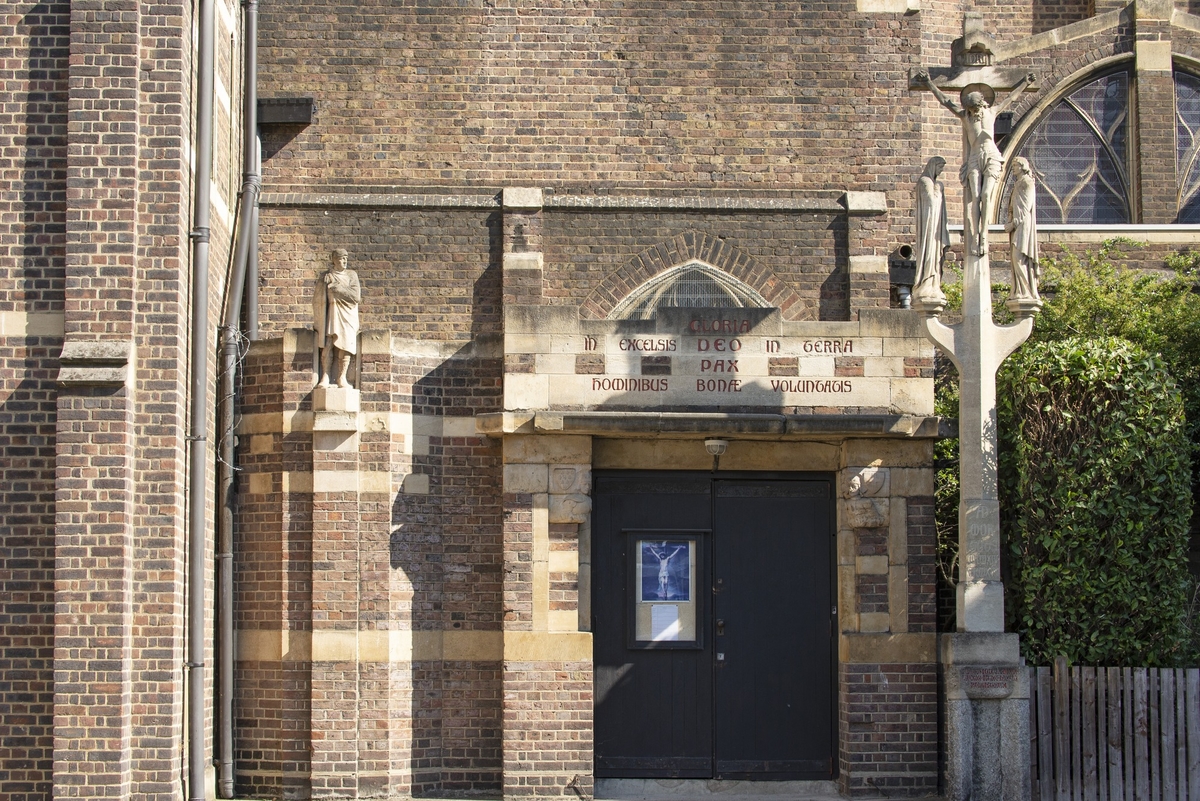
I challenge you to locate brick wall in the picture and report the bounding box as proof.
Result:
[254,206,502,342]
[0,4,68,796]
[4,0,241,794]
[835,441,940,796]
[0,339,59,801]
[8,0,1200,796]
[257,1,923,194]
[234,332,505,797]
[839,662,939,796]
[544,210,849,321]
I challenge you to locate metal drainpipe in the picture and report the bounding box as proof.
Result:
[247,136,261,341]
[186,0,216,792]
[216,0,259,795]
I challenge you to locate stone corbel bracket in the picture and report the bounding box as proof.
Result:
[57,339,133,387]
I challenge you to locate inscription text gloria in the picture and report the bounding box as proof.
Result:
[582,316,859,396]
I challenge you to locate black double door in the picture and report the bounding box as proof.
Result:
[593,472,836,781]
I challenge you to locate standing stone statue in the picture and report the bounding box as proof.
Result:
[913,156,951,308]
[1006,156,1041,306]
[916,70,1035,257]
[314,247,361,388]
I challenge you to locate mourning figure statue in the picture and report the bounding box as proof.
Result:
[1006,156,1041,305]
[913,156,951,308]
[314,248,361,388]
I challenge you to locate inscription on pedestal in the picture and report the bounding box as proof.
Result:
[962,666,1018,698]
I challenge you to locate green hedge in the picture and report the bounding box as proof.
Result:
[998,336,1194,666]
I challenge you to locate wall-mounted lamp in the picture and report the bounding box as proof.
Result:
[890,244,916,309]
[705,439,728,472]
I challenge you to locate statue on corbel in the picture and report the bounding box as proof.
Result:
[313,247,361,390]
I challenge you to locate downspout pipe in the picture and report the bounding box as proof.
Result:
[216,0,259,795]
[246,136,260,340]
[187,0,216,793]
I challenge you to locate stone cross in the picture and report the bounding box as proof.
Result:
[909,50,1039,631]
[911,24,1039,797]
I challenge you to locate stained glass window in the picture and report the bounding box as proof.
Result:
[1002,71,1130,224]
[1175,71,1200,222]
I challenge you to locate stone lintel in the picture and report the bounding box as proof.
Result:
[503,252,544,271]
[843,191,888,215]
[545,191,846,211]
[502,187,544,210]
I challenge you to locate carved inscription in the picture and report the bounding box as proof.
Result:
[592,378,669,391]
[619,338,676,352]
[770,380,853,393]
[577,316,862,398]
[962,666,1018,699]
[803,339,854,353]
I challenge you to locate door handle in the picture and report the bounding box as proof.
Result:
[716,619,725,636]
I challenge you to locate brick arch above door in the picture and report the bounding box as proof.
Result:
[579,230,807,321]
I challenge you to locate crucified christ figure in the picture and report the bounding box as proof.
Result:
[648,544,686,600]
[915,70,1035,256]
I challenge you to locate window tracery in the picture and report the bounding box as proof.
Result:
[1003,71,1130,224]
[1002,64,1200,225]
[608,261,771,321]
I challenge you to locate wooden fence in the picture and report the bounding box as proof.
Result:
[1028,658,1200,801]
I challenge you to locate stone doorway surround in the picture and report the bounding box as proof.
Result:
[480,413,945,798]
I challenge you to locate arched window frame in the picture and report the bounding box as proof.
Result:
[999,60,1134,225]
[1173,61,1200,222]
[608,260,772,321]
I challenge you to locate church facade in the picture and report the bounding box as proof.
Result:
[3,0,1200,799]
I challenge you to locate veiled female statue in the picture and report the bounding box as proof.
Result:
[913,156,951,307]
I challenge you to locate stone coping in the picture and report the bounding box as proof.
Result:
[478,410,951,439]
[259,188,850,212]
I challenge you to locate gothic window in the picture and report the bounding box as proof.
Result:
[1175,70,1200,222]
[1003,71,1131,224]
[609,261,771,321]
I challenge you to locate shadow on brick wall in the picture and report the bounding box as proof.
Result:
[0,350,60,801]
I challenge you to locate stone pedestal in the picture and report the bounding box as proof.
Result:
[313,384,361,413]
[941,633,1030,801]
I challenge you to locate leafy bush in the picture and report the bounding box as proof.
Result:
[998,337,1195,666]
[933,354,960,631]
[1036,241,1200,460]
